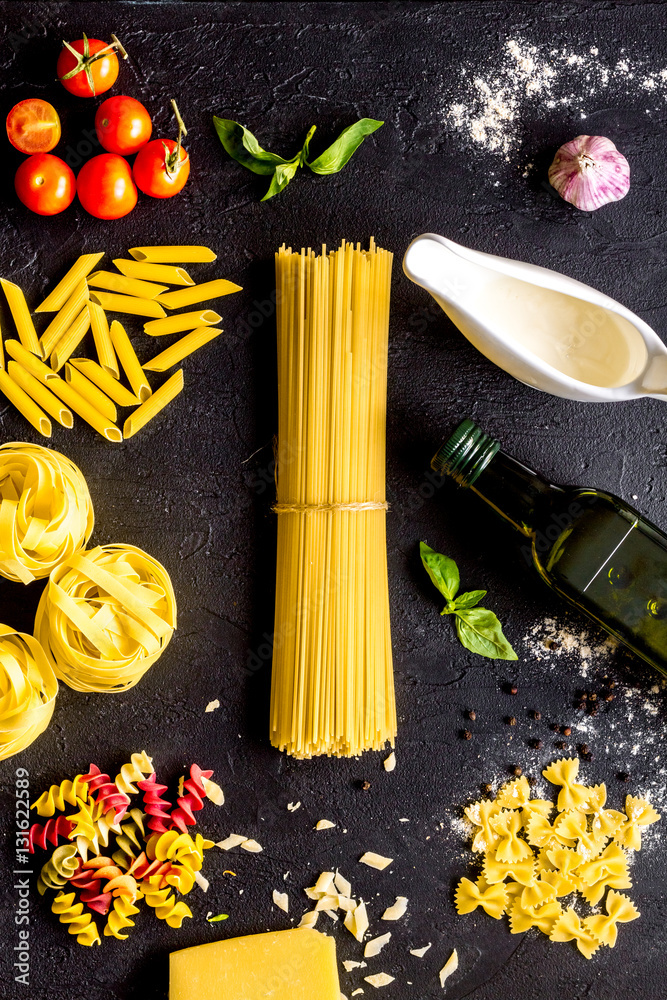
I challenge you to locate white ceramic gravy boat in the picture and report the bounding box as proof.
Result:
[403,233,667,403]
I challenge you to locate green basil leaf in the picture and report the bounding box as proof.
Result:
[454,608,518,660]
[299,124,317,165]
[420,542,459,603]
[306,118,384,175]
[261,158,301,201]
[212,117,290,176]
[206,913,229,922]
[453,590,487,610]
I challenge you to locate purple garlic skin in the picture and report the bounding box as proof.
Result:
[548,135,630,211]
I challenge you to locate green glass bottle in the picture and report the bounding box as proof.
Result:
[431,419,667,675]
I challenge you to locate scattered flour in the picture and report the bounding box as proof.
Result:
[446,37,667,161]
[522,617,617,677]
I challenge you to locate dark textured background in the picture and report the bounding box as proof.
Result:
[0,2,665,998]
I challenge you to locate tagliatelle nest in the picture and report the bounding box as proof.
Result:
[0,442,94,583]
[0,624,58,760]
[35,543,176,692]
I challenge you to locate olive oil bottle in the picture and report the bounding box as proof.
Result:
[432,419,667,675]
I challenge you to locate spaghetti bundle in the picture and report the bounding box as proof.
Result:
[35,543,176,693]
[270,240,396,758]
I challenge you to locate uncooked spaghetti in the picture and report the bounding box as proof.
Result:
[270,239,396,758]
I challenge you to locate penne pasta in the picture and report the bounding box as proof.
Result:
[113,259,194,286]
[35,253,104,313]
[47,378,122,442]
[89,301,119,378]
[88,290,166,319]
[109,320,151,402]
[123,369,184,439]
[64,363,117,422]
[8,362,73,428]
[0,278,41,355]
[4,340,58,383]
[156,278,242,310]
[143,326,222,372]
[50,306,91,372]
[0,368,51,437]
[87,270,168,299]
[40,281,89,360]
[129,245,216,263]
[68,358,140,407]
[144,309,221,337]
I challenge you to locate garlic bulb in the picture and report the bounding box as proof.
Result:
[548,135,630,211]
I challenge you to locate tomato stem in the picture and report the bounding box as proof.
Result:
[164,100,188,177]
[59,33,128,95]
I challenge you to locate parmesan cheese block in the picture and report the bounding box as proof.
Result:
[169,928,341,1000]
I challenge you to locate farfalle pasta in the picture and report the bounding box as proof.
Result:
[35,543,176,693]
[29,753,223,947]
[0,624,58,760]
[454,758,660,959]
[0,442,94,584]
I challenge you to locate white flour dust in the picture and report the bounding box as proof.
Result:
[447,38,667,160]
[522,617,618,678]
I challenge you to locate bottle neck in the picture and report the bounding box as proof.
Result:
[469,451,560,537]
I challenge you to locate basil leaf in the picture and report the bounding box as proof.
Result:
[453,590,487,610]
[306,118,384,175]
[212,117,290,176]
[454,608,518,660]
[261,158,301,201]
[206,913,229,922]
[420,542,459,603]
[300,124,317,165]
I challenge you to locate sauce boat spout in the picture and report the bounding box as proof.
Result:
[403,233,667,405]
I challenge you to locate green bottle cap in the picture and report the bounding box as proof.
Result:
[431,418,501,487]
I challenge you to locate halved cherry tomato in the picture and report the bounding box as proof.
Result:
[133,138,190,198]
[6,99,61,154]
[15,154,75,216]
[57,34,124,98]
[77,153,137,219]
[95,96,152,155]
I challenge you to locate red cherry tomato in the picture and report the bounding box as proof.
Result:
[14,154,75,216]
[95,96,152,155]
[133,139,190,199]
[6,99,61,154]
[57,35,121,98]
[76,153,137,219]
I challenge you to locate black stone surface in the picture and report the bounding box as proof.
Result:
[0,2,666,998]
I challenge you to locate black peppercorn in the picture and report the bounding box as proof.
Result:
[532,710,541,720]
[360,780,371,791]
[506,716,516,726]
[462,729,472,740]
[510,685,518,695]
[589,693,597,702]
[562,726,572,736]
[482,782,493,795]
[617,771,629,782]
[532,739,543,749]
[551,723,559,732]
[512,765,522,776]
[555,740,567,750]
[605,694,614,702]
[467,710,476,721]
[527,775,537,787]
[579,743,589,754]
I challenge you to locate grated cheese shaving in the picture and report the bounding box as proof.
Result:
[201,775,225,805]
[216,834,246,851]
[382,896,408,921]
[439,949,459,988]
[343,961,367,972]
[194,870,209,892]
[359,852,393,870]
[410,943,432,958]
[299,910,319,928]
[384,751,396,772]
[335,869,352,897]
[315,894,340,911]
[240,838,263,853]
[287,801,301,811]
[364,931,391,958]
[324,909,339,921]
[205,699,220,712]
[272,890,289,913]
[364,973,395,988]
[315,819,336,830]
[352,991,365,996]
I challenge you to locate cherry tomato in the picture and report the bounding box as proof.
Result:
[95,96,152,155]
[133,138,190,198]
[57,35,122,97]
[77,153,137,219]
[6,99,61,154]
[14,153,75,216]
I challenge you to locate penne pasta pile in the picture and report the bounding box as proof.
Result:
[0,246,241,442]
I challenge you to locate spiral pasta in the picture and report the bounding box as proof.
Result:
[35,544,177,693]
[52,891,101,946]
[138,772,173,833]
[170,764,213,833]
[83,763,131,821]
[37,844,79,895]
[32,773,89,817]
[104,895,142,939]
[115,751,154,795]
[140,876,192,928]
[0,442,94,584]
[28,815,74,853]
[0,625,58,761]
